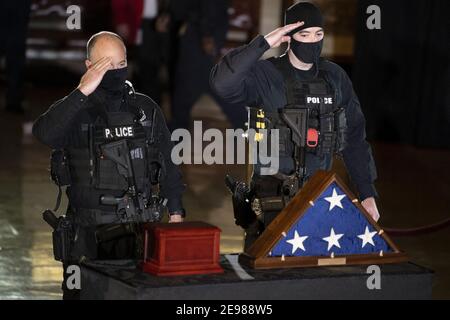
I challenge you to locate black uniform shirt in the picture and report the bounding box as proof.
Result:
[293,64,316,81]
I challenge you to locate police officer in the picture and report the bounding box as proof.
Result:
[33,31,185,299]
[211,2,380,249]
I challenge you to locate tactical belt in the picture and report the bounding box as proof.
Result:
[71,207,122,226]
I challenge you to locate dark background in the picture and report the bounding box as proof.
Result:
[353,0,450,148]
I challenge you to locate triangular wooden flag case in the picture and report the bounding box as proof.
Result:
[239,171,408,269]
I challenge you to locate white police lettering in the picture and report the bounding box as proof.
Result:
[105,128,113,139]
[307,97,321,104]
[306,96,333,105]
[115,126,134,137]
[104,126,135,139]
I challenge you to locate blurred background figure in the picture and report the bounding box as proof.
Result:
[112,0,171,105]
[139,0,171,105]
[169,0,247,130]
[0,0,32,114]
[111,0,142,48]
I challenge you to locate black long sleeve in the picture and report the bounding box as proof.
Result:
[32,89,88,149]
[153,105,185,212]
[339,72,378,200]
[210,35,270,106]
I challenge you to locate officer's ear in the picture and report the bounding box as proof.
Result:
[85,59,92,69]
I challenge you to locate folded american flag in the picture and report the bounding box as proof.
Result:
[269,182,391,258]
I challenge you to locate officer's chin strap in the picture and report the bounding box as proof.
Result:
[125,80,136,99]
[125,80,146,125]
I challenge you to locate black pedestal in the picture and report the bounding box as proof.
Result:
[80,255,433,300]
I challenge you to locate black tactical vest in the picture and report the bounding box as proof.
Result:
[248,55,347,164]
[67,95,163,196]
[246,56,348,208]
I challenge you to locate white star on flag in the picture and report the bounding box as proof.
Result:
[324,188,346,211]
[286,230,308,254]
[323,228,344,251]
[358,226,378,248]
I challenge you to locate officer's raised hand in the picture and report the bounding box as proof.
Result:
[264,21,304,49]
[77,56,113,96]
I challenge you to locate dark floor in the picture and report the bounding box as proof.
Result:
[0,85,449,299]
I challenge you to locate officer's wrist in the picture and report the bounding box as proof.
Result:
[357,183,378,201]
[260,35,272,51]
[169,209,186,218]
[76,85,90,97]
[67,89,89,108]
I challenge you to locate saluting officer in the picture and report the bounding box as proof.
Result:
[33,31,186,299]
[211,2,380,249]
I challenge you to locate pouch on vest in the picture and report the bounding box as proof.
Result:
[50,149,72,187]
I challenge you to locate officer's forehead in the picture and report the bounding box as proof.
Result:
[90,36,126,59]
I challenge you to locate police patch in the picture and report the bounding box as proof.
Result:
[104,126,135,139]
[306,95,334,105]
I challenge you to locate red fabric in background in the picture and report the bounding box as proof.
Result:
[111,0,144,45]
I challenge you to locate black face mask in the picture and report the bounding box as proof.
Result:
[99,67,128,96]
[290,39,323,64]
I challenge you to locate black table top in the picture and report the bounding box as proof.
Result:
[81,254,433,289]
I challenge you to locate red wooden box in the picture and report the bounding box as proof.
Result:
[141,222,224,276]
